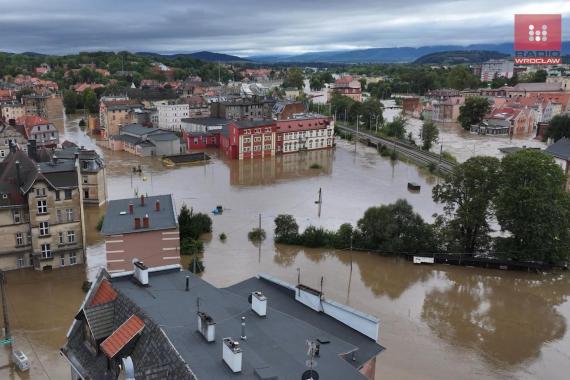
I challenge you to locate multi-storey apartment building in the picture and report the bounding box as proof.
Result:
[157,103,190,130]
[276,114,334,154]
[16,115,59,148]
[480,59,514,82]
[21,93,64,122]
[99,98,143,138]
[210,98,276,120]
[330,76,362,102]
[221,120,277,160]
[0,149,86,270]
[0,102,25,123]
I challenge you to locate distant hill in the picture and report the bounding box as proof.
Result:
[249,42,570,63]
[136,51,248,62]
[413,50,510,65]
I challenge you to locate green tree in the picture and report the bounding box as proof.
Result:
[458,97,490,130]
[274,214,299,243]
[356,199,436,253]
[446,65,480,90]
[360,97,384,129]
[495,150,570,263]
[421,121,439,150]
[178,205,212,240]
[334,223,354,248]
[282,67,304,90]
[82,88,99,114]
[432,156,501,253]
[383,115,407,139]
[544,115,570,142]
[63,90,78,114]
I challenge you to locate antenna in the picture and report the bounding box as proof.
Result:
[196,296,200,314]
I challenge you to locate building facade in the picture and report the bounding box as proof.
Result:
[0,123,27,161]
[0,102,25,123]
[157,103,190,130]
[276,114,334,154]
[330,76,362,102]
[99,99,143,138]
[108,124,181,157]
[16,115,59,148]
[480,59,514,82]
[221,120,277,160]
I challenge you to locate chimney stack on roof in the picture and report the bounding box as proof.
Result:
[134,217,141,229]
[140,194,145,207]
[129,203,134,214]
[143,214,149,228]
[155,200,160,212]
[133,260,149,286]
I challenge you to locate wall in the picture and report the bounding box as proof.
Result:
[105,228,180,273]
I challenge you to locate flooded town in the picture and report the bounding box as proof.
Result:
[1,4,570,380]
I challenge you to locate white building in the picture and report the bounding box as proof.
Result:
[481,59,514,82]
[157,104,190,130]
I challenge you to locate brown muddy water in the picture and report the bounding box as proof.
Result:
[0,115,568,379]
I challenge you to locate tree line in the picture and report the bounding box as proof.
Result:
[274,150,570,265]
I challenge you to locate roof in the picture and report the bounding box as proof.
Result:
[16,115,49,127]
[90,279,118,306]
[83,303,116,340]
[119,124,159,136]
[100,315,145,358]
[0,150,37,206]
[181,117,229,127]
[109,270,383,380]
[231,119,275,129]
[100,194,177,235]
[546,137,570,160]
[512,83,562,92]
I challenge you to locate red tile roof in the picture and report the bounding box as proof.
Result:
[90,279,118,306]
[16,115,49,127]
[100,315,145,358]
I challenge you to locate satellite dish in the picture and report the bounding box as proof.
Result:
[301,369,319,380]
[248,294,252,304]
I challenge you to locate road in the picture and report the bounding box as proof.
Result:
[335,123,456,175]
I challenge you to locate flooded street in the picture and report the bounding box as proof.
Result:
[1,114,568,379]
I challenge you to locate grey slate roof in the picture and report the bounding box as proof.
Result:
[110,270,383,380]
[101,194,177,235]
[545,137,570,160]
[181,117,229,127]
[120,124,160,136]
[83,303,116,340]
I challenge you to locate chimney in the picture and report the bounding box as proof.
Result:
[251,291,267,317]
[15,161,22,188]
[134,217,141,229]
[155,200,160,212]
[129,203,134,214]
[140,194,145,207]
[240,316,247,340]
[133,260,149,286]
[185,276,190,291]
[197,312,216,342]
[143,214,149,228]
[222,338,242,373]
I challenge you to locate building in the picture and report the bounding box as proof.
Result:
[62,268,383,380]
[180,118,228,151]
[276,114,334,154]
[221,120,277,160]
[478,106,536,136]
[545,137,570,191]
[16,115,59,148]
[431,98,464,123]
[99,99,143,138]
[480,59,514,82]
[546,76,570,92]
[210,98,276,120]
[100,194,179,273]
[157,103,190,130]
[506,83,563,98]
[21,94,63,122]
[271,101,306,120]
[0,102,25,123]
[108,124,181,157]
[401,96,423,118]
[0,149,85,271]
[183,96,211,118]
[330,76,362,102]
[0,123,27,161]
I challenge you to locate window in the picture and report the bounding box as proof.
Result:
[36,187,46,197]
[59,232,64,244]
[13,209,21,223]
[67,230,75,243]
[0,150,5,158]
[37,200,47,214]
[56,209,63,223]
[82,176,88,184]
[60,254,65,266]
[39,221,49,236]
[17,256,24,268]
[83,161,88,170]
[66,208,73,222]
[84,189,89,199]
[41,244,52,259]
[16,232,23,246]
[69,252,77,265]
[55,191,60,201]
[64,189,72,200]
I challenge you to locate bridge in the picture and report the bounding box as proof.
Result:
[335,124,456,175]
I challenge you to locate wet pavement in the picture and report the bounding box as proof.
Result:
[0,114,568,380]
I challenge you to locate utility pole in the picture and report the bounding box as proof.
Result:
[355,115,359,152]
[0,270,11,346]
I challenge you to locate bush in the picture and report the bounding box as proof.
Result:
[300,226,335,248]
[390,150,398,161]
[219,233,227,241]
[188,257,205,274]
[274,214,300,243]
[178,205,213,240]
[96,216,104,231]
[309,163,322,169]
[180,238,204,256]
[334,223,354,249]
[378,145,390,157]
[248,228,266,242]
[427,162,437,173]
[441,151,458,163]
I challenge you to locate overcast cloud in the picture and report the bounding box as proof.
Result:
[0,0,569,56]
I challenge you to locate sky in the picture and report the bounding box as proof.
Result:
[0,0,569,56]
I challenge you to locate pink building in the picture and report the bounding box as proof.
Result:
[100,194,180,274]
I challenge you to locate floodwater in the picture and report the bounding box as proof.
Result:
[0,114,568,380]
[382,100,547,162]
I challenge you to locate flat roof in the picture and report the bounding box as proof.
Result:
[232,119,275,129]
[111,270,383,379]
[101,194,177,235]
[181,117,230,126]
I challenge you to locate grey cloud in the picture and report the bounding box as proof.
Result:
[0,0,568,55]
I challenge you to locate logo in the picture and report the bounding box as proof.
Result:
[514,14,562,64]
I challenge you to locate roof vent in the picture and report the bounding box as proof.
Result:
[251,291,267,317]
[197,312,216,342]
[133,260,149,286]
[222,337,242,373]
